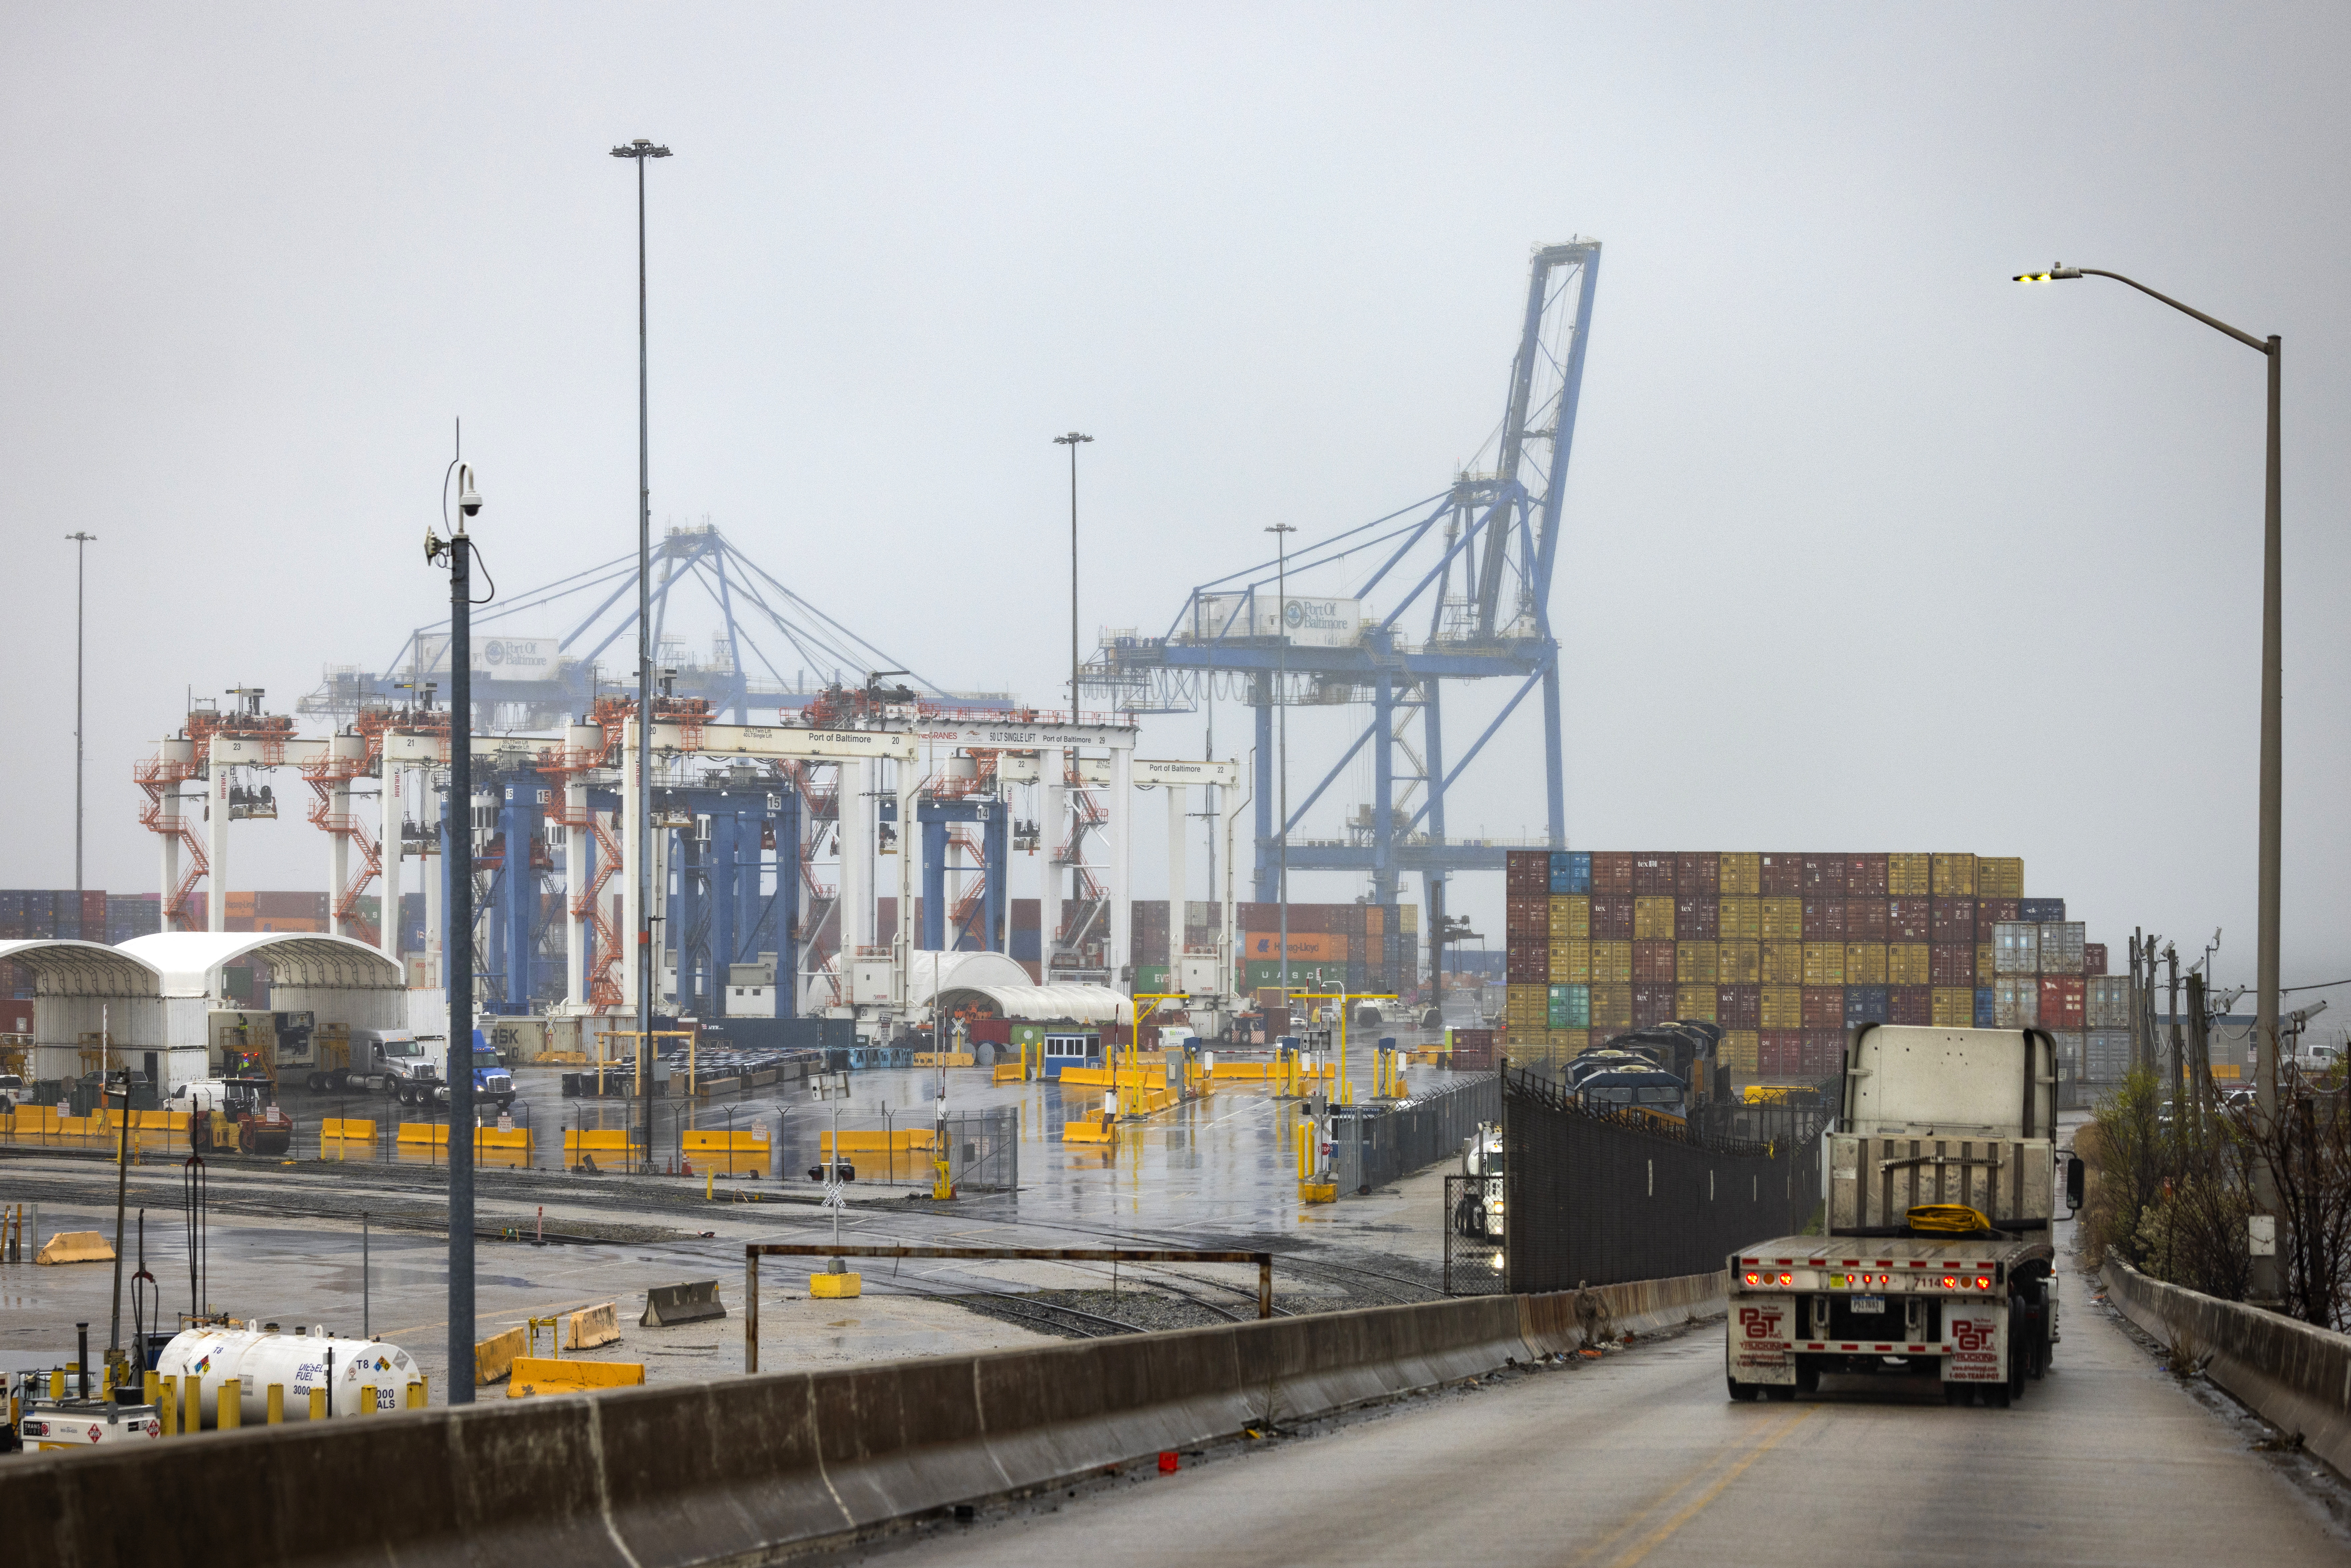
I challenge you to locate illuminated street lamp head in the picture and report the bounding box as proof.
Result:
[610,139,672,159]
[2013,265,2084,283]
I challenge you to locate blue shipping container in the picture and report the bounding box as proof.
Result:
[2018,898,2067,923]
[1844,985,1890,1027]
[1550,852,1593,895]
[1975,986,1997,1028]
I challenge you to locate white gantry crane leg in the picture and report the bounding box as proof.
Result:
[564,722,598,1010]
[1166,780,1187,976]
[1108,748,1132,982]
[1041,746,1066,972]
[382,761,404,964]
[208,765,229,933]
[621,727,641,1012]
[840,758,873,952]
[327,732,367,938]
[893,760,915,1018]
[156,738,189,926]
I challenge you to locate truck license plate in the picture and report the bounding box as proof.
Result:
[1850,1295,1886,1313]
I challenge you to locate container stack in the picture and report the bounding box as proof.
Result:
[0,889,111,999]
[1501,851,2106,1081]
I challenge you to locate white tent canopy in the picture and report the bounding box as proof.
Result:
[0,938,194,1084]
[942,983,1135,1026]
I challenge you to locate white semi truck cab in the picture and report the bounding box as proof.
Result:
[1725,1024,2083,1408]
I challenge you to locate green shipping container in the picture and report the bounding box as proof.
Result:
[1133,965,1171,993]
[1548,984,1591,1029]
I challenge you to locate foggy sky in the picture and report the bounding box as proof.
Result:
[4,4,2348,999]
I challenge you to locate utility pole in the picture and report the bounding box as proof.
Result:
[1265,524,1297,1021]
[66,531,95,898]
[1054,432,1093,721]
[2165,942,2184,1134]
[2128,931,2144,1074]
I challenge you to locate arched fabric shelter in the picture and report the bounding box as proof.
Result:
[117,933,411,1078]
[0,939,188,1085]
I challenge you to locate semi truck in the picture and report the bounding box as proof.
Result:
[1725,1024,2084,1408]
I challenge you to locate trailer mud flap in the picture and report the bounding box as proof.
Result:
[1730,1298,1796,1385]
[640,1280,726,1327]
[1942,1306,2006,1381]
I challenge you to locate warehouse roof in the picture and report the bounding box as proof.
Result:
[0,939,162,996]
[116,932,403,997]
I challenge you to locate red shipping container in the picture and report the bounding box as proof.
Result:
[1632,983,1677,1026]
[1632,853,1675,895]
[1844,899,1890,941]
[1888,898,1932,941]
[2040,975,2086,1029]
[1759,854,1803,895]
[1674,896,1719,940]
[1506,851,1550,894]
[1506,896,1548,934]
[1803,986,1845,1029]
[82,890,107,928]
[1676,853,1720,896]
[1846,853,1890,897]
[1632,940,1678,983]
[2083,942,2108,976]
[1800,854,1847,895]
[1975,897,2019,940]
[1590,852,1635,894]
[1588,896,1634,940]
[1930,897,1977,944]
[1507,945,1548,982]
[1760,1031,1805,1075]
[1801,898,1848,940]
[1803,1033,1847,1076]
[1928,944,1975,986]
[1890,986,1932,1026]
[1716,984,1762,1029]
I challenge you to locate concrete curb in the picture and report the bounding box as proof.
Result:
[2101,1256,2351,1478]
[7,1271,1726,1568]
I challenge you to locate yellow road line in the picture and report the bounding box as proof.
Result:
[1608,1405,1820,1567]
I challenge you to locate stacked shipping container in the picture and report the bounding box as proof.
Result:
[1502,851,2106,1081]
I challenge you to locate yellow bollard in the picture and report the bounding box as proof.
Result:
[267,1384,284,1424]
[406,1380,425,1409]
[159,1377,178,1435]
[218,1378,241,1429]
[419,1373,429,1405]
[705,1171,714,1201]
[309,1387,328,1421]
[183,1374,201,1434]
[358,1384,375,1415]
[144,1370,160,1409]
[49,1367,64,1400]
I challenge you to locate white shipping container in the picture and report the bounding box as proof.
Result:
[2037,922,2085,974]
[2085,976,2132,1030]
[1993,976,2039,1029]
[2084,1030,2132,1081]
[2047,1030,2085,1072]
[1993,921,2039,975]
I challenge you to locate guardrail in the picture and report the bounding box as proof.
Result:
[4,1268,1725,1568]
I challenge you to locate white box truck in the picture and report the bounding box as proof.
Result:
[1725,1025,2083,1408]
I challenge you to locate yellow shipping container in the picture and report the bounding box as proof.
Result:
[1978,943,1996,985]
[1549,895,1591,941]
[1760,895,1805,942]
[1762,941,1805,985]
[1931,853,1977,896]
[1720,1029,1760,1073]
[1718,853,1761,895]
[1549,939,1592,985]
[1634,896,1676,941]
[1888,943,1932,986]
[1589,984,1633,1030]
[1718,895,1762,942]
[1931,987,1975,1027]
[1506,983,1547,1021]
[1676,984,1718,1022]
[1976,857,2024,898]
[1802,942,1846,987]
[1590,939,1634,985]
[1887,853,1932,897]
[1718,940,1761,985]
[1845,942,1889,986]
[1760,986,1804,1030]
[1554,1029,1591,1057]
[1676,940,1720,985]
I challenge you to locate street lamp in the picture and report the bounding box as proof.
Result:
[1265,523,1297,1006]
[66,531,95,898]
[1054,432,1093,721]
[613,136,671,1176]
[426,458,484,1401]
[2014,261,2283,1301]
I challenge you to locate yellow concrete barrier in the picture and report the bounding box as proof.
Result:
[474,1325,528,1386]
[396,1123,446,1146]
[566,1302,622,1351]
[1063,1113,1115,1145]
[992,1062,1027,1085]
[2212,1063,2242,1081]
[562,1130,645,1157]
[809,1271,862,1299]
[680,1130,769,1154]
[1058,1065,1170,1091]
[506,1357,646,1398]
[911,1051,974,1068]
[477,1128,531,1153]
[819,1129,935,1153]
[1300,1180,1338,1204]
[36,1230,115,1265]
[320,1117,378,1142]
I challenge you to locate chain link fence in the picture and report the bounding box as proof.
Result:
[943,1106,1019,1193]
[1502,1065,1821,1293]
[1329,1075,1501,1195]
[1443,1173,1510,1295]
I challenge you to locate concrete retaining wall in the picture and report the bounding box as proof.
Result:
[10,1271,1725,1568]
[2101,1256,2351,1479]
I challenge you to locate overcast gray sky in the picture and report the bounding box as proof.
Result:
[5,4,2347,995]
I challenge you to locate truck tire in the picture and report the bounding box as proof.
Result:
[1725,1375,1761,1403]
[1793,1359,1819,1398]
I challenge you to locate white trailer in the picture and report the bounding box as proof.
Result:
[1725,1025,2083,1408]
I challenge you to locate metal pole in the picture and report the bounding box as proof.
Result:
[363,1211,370,1340]
[637,149,656,1186]
[2255,332,2283,1306]
[1266,524,1296,1010]
[1056,433,1091,718]
[68,532,93,898]
[447,496,475,1403]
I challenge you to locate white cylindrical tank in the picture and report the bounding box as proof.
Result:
[157,1325,419,1426]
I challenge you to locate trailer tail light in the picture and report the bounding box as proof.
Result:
[1975,1276,1992,1291]
[1940,1275,1958,1289]
[1744,1271,1763,1286]
[1778,1272,1793,1286]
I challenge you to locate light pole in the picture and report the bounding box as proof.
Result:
[2014,262,2284,1302]
[1265,523,1297,1010]
[426,459,483,1400]
[66,531,94,898]
[1054,432,1093,721]
[614,136,671,1174]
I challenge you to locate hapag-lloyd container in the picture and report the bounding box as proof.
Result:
[2036,922,2086,974]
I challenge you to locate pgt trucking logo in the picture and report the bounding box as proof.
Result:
[1738,1305,1785,1342]
[1950,1318,1995,1352]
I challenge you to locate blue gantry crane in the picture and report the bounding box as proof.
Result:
[1091,240,1601,963]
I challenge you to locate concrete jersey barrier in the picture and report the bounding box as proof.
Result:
[7,1270,1725,1568]
[2101,1256,2351,1479]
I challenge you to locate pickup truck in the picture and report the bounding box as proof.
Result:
[1726,1024,2082,1408]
